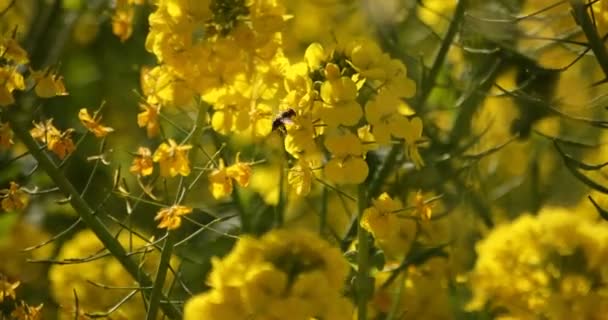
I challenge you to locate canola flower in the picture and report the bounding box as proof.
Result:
[0,278,20,303]
[468,207,608,319]
[208,153,253,199]
[361,192,417,261]
[0,120,14,148]
[184,228,353,320]
[130,146,154,176]
[152,139,192,177]
[30,119,75,160]
[49,229,178,319]
[10,301,44,320]
[78,108,114,138]
[155,204,193,230]
[1,35,68,106]
[0,181,29,212]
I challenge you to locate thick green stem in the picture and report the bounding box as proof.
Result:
[356,185,371,320]
[146,231,176,320]
[570,0,608,80]
[6,110,182,319]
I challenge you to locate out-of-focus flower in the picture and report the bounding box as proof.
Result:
[112,2,135,42]
[0,37,29,64]
[361,192,417,261]
[401,117,425,169]
[1,181,29,212]
[155,204,192,230]
[370,258,453,320]
[30,119,75,159]
[468,207,608,319]
[152,139,192,177]
[208,154,253,199]
[0,66,25,107]
[184,228,353,320]
[78,108,114,138]
[130,146,154,176]
[414,190,433,220]
[0,121,14,149]
[49,229,178,319]
[30,68,69,98]
[10,301,43,320]
[137,103,160,138]
[0,278,20,302]
[287,158,314,196]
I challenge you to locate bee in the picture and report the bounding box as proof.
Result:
[271,108,297,133]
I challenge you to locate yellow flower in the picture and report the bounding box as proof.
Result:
[0,121,14,149]
[288,159,314,196]
[0,66,25,107]
[137,103,160,138]
[30,69,68,98]
[184,228,353,320]
[0,36,29,64]
[10,302,43,320]
[78,108,114,138]
[209,154,253,199]
[1,181,29,212]
[30,119,75,159]
[154,204,192,230]
[468,207,608,319]
[152,139,192,177]
[414,190,433,220]
[361,192,416,261]
[130,146,154,176]
[112,5,135,42]
[0,278,19,302]
[226,153,252,187]
[324,156,369,185]
[208,158,233,199]
[398,116,424,169]
[323,130,368,184]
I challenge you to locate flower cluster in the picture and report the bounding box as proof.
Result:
[144,0,289,136]
[49,229,178,319]
[184,228,353,320]
[467,207,608,319]
[281,39,420,189]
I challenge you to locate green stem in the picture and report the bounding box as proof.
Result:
[356,185,371,320]
[6,110,182,319]
[417,0,467,109]
[319,184,328,235]
[570,0,608,79]
[146,231,176,320]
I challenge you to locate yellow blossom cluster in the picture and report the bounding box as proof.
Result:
[49,229,178,319]
[143,0,290,138]
[468,207,608,319]
[282,39,420,190]
[184,228,353,320]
